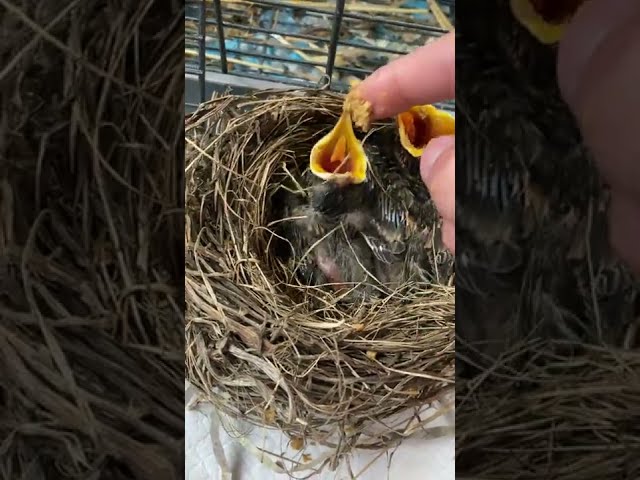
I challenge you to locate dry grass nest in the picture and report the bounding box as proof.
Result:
[185,89,455,464]
[456,338,640,479]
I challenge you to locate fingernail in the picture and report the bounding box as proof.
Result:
[421,135,454,183]
[557,0,639,106]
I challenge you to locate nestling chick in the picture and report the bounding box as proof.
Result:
[270,86,455,301]
[271,190,381,301]
[309,110,368,185]
[310,128,450,275]
[271,124,452,302]
[396,105,455,158]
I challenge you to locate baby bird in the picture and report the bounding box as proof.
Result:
[269,88,455,302]
[312,127,451,274]
[270,120,453,302]
[270,184,382,301]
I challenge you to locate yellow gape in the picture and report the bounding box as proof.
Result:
[397,105,455,158]
[310,111,368,185]
[510,0,586,44]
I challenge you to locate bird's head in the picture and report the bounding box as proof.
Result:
[396,105,455,158]
[510,0,586,44]
[309,110,368,186]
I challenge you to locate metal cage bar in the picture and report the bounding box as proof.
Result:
[211,0,228,74]
[220,0,447,35]
[185,0,455,112]
[198,0,206,103]
[324,0,346,87]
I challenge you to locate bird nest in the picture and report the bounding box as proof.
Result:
[185,89,455,470]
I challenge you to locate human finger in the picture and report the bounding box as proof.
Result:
[356,31,455,120]
[557,0,640,196]
[420,135,455,252]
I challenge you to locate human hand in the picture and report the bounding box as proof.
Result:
[558,0,640,273]
[355,32,455,253]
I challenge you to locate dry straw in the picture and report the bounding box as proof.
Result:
[0,0,183,479]
[185,89,455,473]
[456,338,640,479]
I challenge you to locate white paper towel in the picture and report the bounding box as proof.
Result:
[185,382,455,480]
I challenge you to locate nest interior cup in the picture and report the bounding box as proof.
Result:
[185,89,454,455]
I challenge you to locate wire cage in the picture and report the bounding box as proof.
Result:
[185,0,455,113]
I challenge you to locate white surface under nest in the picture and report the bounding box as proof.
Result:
[185,381,455,480]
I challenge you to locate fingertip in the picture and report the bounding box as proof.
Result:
[357,32,455,119]
[420,136,455,226]
[555,3,640,196]
[557,0,636,107]
[421,135,454,185]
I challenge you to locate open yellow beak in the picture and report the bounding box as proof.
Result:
[310,111,368,184]
[510,0,585,44]
[396,105,455,158]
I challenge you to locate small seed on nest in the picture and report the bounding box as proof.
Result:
[263,407,276,425]
[290,437,304,450]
